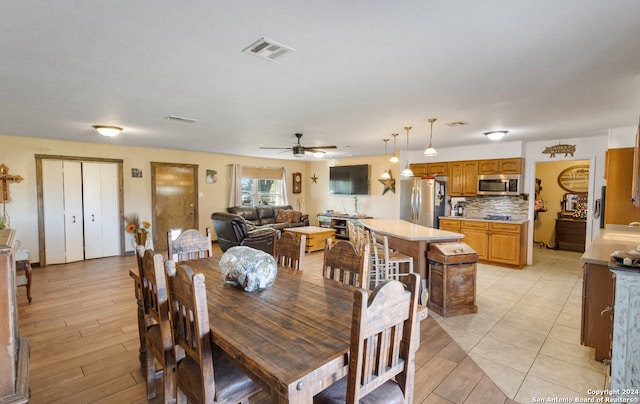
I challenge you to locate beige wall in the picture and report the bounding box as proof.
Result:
[0,134,311,261]
[534,159,590,246]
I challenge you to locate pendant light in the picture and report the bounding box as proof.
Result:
[389,133,400,163]
[401,126,414,177]
[423,118,437,156]
[380,139,391,179]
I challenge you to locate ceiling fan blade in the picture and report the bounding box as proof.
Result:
[303,145,337,150]
[259,146,293,150]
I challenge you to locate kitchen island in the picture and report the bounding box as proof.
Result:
[359,219,463,280]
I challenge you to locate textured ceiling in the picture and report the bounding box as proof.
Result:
[2,1,640,160]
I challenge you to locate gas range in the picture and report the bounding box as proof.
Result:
[483,214,512,221]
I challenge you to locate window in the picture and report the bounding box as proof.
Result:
[241,178,284,206]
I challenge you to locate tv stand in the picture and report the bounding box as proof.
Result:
[317,213,373,240]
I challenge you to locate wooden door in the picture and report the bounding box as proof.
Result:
[151,163,198,252]
[605,148,640,224]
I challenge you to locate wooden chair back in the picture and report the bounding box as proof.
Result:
[322,239,369,288]
[167,228,213,262]
[274,232,305,270]
[140,248,175,400]
[348,273,420,403]
[170,264,216,401]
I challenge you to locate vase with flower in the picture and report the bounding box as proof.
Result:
[124,213,151,247]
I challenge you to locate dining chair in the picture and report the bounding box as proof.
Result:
[167,228,213,262]
[169,263,261,404]
[370,230,414,283]
[314,273,420,404]
[322,239,370,288]
[273,231,306,270]
[15,244,32,303]
[140,248,176,402]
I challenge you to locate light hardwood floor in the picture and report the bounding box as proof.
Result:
[17,244,515,403]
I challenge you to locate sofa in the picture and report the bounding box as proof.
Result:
[227,205,309,231]
[211,212,277,255]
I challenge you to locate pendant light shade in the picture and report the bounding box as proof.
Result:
[401,126,414,177]
[380,138,391,179]
[423,118,437,156]
[389,133,400,163]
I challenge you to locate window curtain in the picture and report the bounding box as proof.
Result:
[280,167,289,205]
[228,163,242,207]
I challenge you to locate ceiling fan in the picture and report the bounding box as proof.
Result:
[260,133,337,158]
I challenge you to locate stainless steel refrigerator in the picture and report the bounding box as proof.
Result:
[400,177,447,228]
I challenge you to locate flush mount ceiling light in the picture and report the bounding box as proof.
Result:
[380,138,391,179]
[423,118,438,157]
[242,37,295,61]
[401,126,414,177]
[389,133,400,163]
[312,150,325,158]
[92,125,122,137]
[485,130,508,141]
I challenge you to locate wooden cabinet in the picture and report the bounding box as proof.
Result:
[605,148,640,225]
[555,219,586,252]
[449,160,478,196]
[461,221,488,260]
[409,162,448,177]
[427,162,448,176]
[440,219,528,268]
[581,263,615,362]
[488,222,526,267]
[438,218,461,232]
[478,158,524,174]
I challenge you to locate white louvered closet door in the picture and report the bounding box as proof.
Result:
[83,162,119,259]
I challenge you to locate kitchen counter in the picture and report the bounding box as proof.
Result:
[438,216,529,224]
[359,219,463,280]
[580,224,640,265]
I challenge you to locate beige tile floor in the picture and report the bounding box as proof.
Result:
[429,247,609,403]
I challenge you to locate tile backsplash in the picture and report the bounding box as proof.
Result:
[461,195,529,217]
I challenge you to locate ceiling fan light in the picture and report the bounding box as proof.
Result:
[93,125,122,137]
[485,130,508,141]
[424,144,437,156]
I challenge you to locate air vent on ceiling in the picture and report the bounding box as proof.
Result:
[166,115,197,123]
[243,37,295,61]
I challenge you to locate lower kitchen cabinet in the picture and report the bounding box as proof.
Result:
[581,263,615,362]
[461,221,488,260]
[439,219,528,268]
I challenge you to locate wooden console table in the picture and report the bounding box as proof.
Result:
[317,213,372,240]
[555,218,586,252]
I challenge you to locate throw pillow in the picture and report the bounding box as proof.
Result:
[276,209,293,223]
[290,210,303,223]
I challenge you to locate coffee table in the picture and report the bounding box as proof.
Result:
[283,226,336,253]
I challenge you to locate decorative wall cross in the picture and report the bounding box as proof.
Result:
[0,164,24,202]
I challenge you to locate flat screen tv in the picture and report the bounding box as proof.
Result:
[329,164,370,195]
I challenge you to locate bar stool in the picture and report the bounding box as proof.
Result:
[15,246,32,303]
[370,231,413,284]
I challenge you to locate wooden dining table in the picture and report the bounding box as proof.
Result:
[130,255,356,403]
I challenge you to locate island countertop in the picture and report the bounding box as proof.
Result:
[359,219,463,241]
[581,225,640,265]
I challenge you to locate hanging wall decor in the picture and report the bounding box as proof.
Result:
[292,172,302,193]
[542,143,576,158]
[0,164,24,202]
[378,169,396,195]
[311,173,318,184]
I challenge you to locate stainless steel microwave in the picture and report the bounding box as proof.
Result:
[477,174,522,195]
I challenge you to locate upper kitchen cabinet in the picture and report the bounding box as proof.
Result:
[450,160,478,196]
[409,162,449,177]
[478,158,524,175]
[605,148,640,224]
